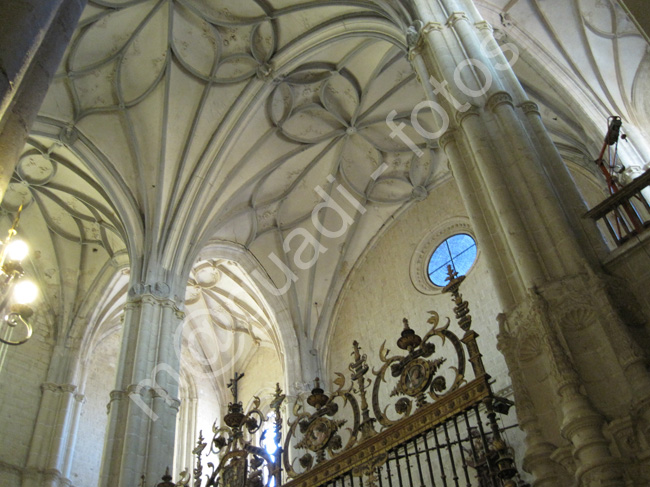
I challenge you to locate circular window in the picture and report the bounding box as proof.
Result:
[427,234,477,286]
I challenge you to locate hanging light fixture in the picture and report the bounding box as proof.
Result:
[0,206,38,345]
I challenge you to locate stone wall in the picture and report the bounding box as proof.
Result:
[69,330,121,487]
[0,321,53,486]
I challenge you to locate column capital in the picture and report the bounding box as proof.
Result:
[446,12,470,28]
[406,21,443,61]
[126,283,185,316]
[455,105,480,125]
[474,20,493,32]
[486,91,514,112]
[519,100,541,116]
[422,21,444,34]
[438,130,457,150]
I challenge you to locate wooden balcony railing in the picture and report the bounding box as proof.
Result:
[585,170,650,246]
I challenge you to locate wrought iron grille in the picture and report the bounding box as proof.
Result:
[178,267,527,487]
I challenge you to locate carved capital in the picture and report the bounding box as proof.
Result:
[519,100,540,116]
[474,20,493,32]
[438,130,457,150]
[109,389,127,402]
[486,91,514,112]
[421,21,443,34]
[606,416,639,457]
[125,286,185,315]
[406,21,434,61]
[446,12,469,28]
[549,444,576,476]
[455,106,480,125]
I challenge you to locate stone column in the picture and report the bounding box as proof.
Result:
[173,391,197,480]
[0,0,86,204]
[405,0,650,484]
[99,284,185,487]
[496,314,568,487]
[22,342,84,487]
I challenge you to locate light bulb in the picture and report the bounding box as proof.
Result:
[13,280,38,305]
[5,240,28,262]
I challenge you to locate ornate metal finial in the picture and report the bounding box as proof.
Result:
[441,264,486,378]
[307,377,329,410]
[397,318,422,351]
[155,467,175,487]
[442,265,471,332]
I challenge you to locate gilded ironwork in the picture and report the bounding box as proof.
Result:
[283,376,361,477]
[192,377,285,487]
[188,266,524,487]
[370,311,467,427]
[281,265,521,486]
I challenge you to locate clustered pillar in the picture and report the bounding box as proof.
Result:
[408,0,650,484]
[99,286,185,486]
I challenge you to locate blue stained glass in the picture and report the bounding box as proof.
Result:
[427,234,477,286]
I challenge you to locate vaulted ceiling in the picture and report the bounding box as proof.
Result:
[3,0,647,391]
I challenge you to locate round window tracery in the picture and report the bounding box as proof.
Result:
[427,233,477,287]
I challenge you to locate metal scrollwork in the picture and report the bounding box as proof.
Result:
[283,376,361,478]
[193,376,285,487]
[189,266,523,487]
[371,312,466,427]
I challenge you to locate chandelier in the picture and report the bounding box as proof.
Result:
[0,206,38,345]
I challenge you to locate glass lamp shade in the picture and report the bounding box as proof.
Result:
[5,240,28,262]
[13,280,38,305]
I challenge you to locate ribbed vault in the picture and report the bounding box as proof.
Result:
[18,0,648,382]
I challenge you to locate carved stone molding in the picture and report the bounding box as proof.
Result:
[125,289,185,317]
[606,416,640,458]
[550,444,576,477]
[126,384,181,410]
[41,382,77,394]
[558,307,596,333]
